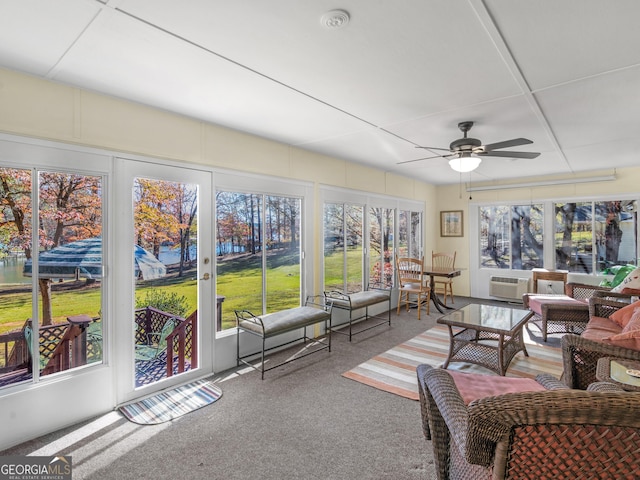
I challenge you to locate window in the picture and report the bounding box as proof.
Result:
[398,210,422,259]
[480,204,543,270]
[555,200,637,274]
[324,197,422,293]
[216,190,301,331]
[132,177,199,386]
[323,203,363,293]
[478,198,638,275]
[0,168,104,388]
[369,207,395,288]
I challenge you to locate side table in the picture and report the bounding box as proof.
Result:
[595,357,640,392]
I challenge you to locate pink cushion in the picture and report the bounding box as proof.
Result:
[609,300,640,328]
[528,295,586,316]
[447,370,546,405]
[582,316,622,342]
[603,308,640,350]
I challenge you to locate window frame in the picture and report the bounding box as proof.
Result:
[470,195,640,299]
[213,170,312,334]
[0,137,111,391]
[320,186,424,293]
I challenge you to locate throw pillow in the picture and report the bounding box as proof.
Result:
[603,308,640,350]
[611,267,640,293]
[622,309,640,333]
[609,299,640,328]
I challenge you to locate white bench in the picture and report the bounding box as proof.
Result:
[324,284,392,341]
[235,296,332,379]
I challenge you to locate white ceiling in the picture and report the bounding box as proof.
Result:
[1,0,639,185]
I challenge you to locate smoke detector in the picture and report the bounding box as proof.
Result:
[321,10,350,29]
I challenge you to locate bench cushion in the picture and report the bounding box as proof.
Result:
[238,306,330,338]
[330,290,389,310]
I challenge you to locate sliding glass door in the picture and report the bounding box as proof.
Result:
[215,190,302,331]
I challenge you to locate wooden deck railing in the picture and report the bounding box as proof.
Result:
[0,306,197,381]
[166,310,198,377]
[135,306,197,379]
[41,317,92,375]
[0,329,29,374]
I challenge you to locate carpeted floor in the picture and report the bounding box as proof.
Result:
[2,297,561,480]
[342,324,563,400]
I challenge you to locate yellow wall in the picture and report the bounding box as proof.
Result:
[0,67,440,293]
[0,67,433,199]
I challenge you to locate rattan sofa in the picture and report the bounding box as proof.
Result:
[417,364,640,479]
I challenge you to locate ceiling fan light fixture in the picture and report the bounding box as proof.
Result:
[449,154,481,173]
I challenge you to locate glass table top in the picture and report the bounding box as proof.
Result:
[610,360,640,388]
[437,303,531,332]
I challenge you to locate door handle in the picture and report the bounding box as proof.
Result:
[201,273,210,281]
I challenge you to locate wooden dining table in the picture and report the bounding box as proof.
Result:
[423,266,462,313]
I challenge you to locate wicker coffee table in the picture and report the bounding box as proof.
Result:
[437,303,534,375]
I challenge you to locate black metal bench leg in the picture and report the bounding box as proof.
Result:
[236,327,241,367]
[261,337,266,380]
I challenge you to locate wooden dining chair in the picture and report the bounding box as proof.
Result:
[396,257,430,319]
[432,251,456,305]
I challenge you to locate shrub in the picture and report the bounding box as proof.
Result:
[136,289,189,318]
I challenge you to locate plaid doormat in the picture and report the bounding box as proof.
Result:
[119,379,222,425]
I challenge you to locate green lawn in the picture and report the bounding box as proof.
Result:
[0,279,198,335]
[216,250,302,330]
[323,246,363,291]
[0,248,362,334]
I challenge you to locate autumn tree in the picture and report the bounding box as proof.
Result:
[0,168,102,324]
[171,183,197,276]
[216,191,262,256]
[134,179,180,259]
[0,168,32,259]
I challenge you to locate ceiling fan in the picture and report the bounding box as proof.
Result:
[398,121,540,172]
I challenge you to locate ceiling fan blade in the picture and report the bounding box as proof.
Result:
[476,150,540,159]
[397,154,452,165]
[415,146,451,152]
[482,138,533,151]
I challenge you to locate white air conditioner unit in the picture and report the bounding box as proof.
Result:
[489,276,529,301]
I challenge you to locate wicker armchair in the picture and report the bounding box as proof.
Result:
[562,297,640,390]
[417,364,640,479]
[522,282,633,342]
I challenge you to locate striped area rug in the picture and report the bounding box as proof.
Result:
[343,325,563,400]
[119,379,222,425]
